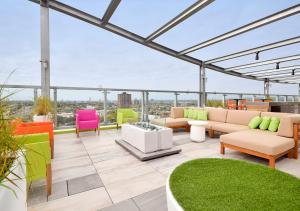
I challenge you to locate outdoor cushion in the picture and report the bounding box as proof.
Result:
[192,110,198,119]
[203,120,223,129]
[151,117,189,127]
[220,130,294,155]
[226,110,261,126]
[268,117,280,132]
[197,110,208,120]
[212,123,249,133]
[206,107,228,122]
[248,116,262,129]
[259,116,271,130]
[188,109,194,119]
[170,107,184,119]
[184,108,189,118]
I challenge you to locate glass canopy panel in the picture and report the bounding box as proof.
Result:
[59,0,111,18]
[155,0,300,54]
[109,0,195,37]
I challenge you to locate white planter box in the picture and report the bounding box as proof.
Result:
[121,123,173,153]
[166,174,184,211]
[33,115,51,122]
[0,156,27,211]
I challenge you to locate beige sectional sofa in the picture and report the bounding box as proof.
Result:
[150,107,299,168]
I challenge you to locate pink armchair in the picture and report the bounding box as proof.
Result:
[75,109,100,137]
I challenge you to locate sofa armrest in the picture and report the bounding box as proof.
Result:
[293,123,299,159]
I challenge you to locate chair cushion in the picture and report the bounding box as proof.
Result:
[78,120,98,130]
[77,109,97,121]
[197,110,208,120]
[226,110,261,126]
[220,130,294,155]
[212,123,249,133]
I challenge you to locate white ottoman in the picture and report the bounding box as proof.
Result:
[188,121,208,142]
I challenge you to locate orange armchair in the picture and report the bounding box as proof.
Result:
[14,121,54,159]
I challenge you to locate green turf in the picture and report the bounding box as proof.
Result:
[170,158,300,211]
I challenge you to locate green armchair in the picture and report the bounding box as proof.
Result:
[117,108,139,128]
[16,133,52,195]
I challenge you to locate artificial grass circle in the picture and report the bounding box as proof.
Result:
[170,158,300,211]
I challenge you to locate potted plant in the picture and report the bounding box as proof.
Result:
[0,86,27,211]
[32,96,53,122]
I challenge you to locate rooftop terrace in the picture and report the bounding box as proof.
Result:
[26,130,300,211]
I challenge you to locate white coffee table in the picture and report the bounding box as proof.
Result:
[188,121,208,142]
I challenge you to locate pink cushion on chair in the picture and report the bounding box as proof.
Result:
[76,109,99,131]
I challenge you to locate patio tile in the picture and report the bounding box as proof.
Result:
[99,199,139,211]
[48,181,68,201]
[28,187,112,211]
[105,171,166,203]
[99,163,156,185]
[133,186,167,211]
[52,164,97,184]
[27,185,47,206]
[68,173,103,195]
[94,155,141,173]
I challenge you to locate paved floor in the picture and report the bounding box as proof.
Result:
[28,129,300,211]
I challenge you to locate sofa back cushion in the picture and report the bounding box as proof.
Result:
[205,107,227,122]
[261,112,300,138]
[170,107,184,119]
[226,110,261,126]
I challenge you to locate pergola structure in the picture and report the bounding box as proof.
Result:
[30,0,300,106]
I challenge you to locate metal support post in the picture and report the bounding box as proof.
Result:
[40,0,50,97]
[222,94,226,107]
[103,90,107,124]
[264,79,270,98]
[34,88,38,101]
[145,91,149,121]
[200,64,206,107]
[141,91,145,121]
[174,92,178,107]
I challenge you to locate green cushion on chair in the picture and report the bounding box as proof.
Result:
[192,110,198,119]
[268,117,280,132]
[197,110,208,120]
[184,109,189,118]
[248,116,262,129]
[259,116,271,130]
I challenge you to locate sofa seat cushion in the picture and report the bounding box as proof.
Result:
[212,123,249,133]
[220,130,294,155]
[204,120,223,129]
[150,118,189,127]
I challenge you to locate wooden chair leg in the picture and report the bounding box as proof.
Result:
[76,128,79,138]
[269,157,275,169]
[208,129,214,138]
[51,146,54,159]
[220,143,225,154]
[46,163,52,196]
[288,150,293,159]
[97,128,100,135]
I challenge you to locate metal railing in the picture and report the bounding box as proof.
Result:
[2,84,299,129]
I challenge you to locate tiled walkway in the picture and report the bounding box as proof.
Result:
[28,129,300,211]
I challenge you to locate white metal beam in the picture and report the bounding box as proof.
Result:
[146,0,214,41]
[226,54,300,71]
[205,36,300,64]
[179,4,300,55]
[243,65,300,76]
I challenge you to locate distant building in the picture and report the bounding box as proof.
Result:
[118,92,132,108]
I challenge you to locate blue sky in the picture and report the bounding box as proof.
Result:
[1,0,300,100]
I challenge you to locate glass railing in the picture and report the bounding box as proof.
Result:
[2,85,298,129]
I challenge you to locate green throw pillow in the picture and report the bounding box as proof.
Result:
[188,109,194,119]
[248,116,262,129]
[268,117,280,132]
[184,109,189,118]
[259,116,271,130]
[197,110,208,120]
[192,110,198,119]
